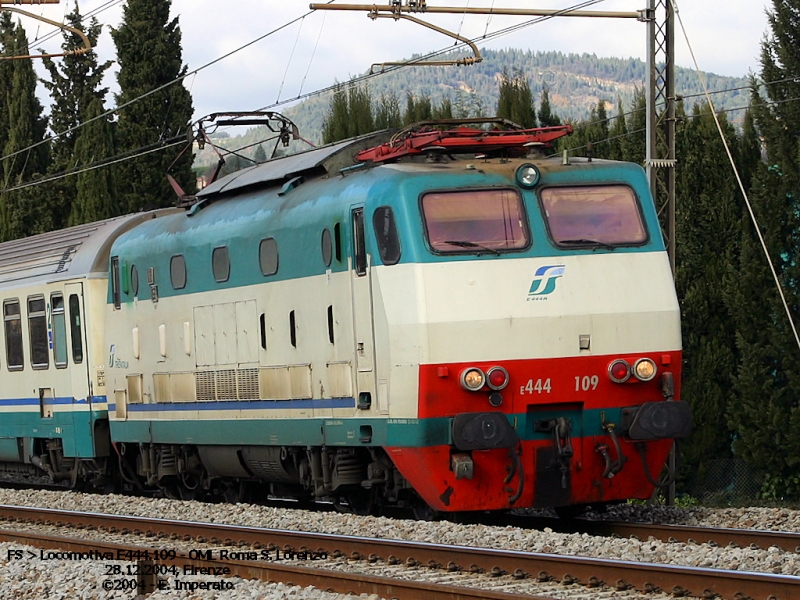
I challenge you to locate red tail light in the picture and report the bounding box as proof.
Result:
[486,366,509,390]
[609,359,631,383]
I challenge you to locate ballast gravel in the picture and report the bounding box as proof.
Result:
[0,488,798,599]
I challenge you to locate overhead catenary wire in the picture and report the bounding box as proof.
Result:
[0,0,783,195]
[0,138,185,194]
[0,2,336,170]
[0,0,606,180]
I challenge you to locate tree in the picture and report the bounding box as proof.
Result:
[253,144,267,163]
[111,0,195,213]
[321,82,375,143]
[725,0,800,499]
[69,97,118,226]
[0,13,14,162]
[537,85,561,127]
[375,92,402,130]
[605,96,628,160]
[321,84,350,144]
[674,102,745,490]
[0,24,51,241]
[404,92,433,125]
[432,97,454,120]
[496,68,536,128]
[41,4,113,228]
[348,84,374,136]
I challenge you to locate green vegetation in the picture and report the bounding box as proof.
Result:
[111,0,195,212]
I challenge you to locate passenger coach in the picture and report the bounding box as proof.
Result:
[0,212,176,486]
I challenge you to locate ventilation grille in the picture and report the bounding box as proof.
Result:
[237,368,259,400]
[195,371,216,402]
[195,368,263,401]
[216,369,237,400]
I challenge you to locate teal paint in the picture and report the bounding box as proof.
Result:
[0,409,108,458]
[108,407,620,448]
[109,160,664,304]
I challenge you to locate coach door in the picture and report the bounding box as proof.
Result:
[350,207,378,409]
[65,283,91,403]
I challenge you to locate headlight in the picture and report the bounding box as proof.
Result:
[633,358,657,381]
[516,163,540,188]
[460,368,486,391]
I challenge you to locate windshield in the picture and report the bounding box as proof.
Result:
[421,189,529,253]
[540,185,647,247]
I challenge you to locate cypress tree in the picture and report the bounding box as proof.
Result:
[375,92,402,130]
[496,68,536,128]
[69,97,117,226]
[111,0,195,212]
[433,97,454,120]
[537,85,561,127]
[322,84,350,144]
[726,0,800,499]
[0,13,14,160]
[621,87,647,163]
[347,84,374,136]
[41,4,112,227]
[253,144,267,163]
[0,24,50,241]
[404,92,433,125]
[321,82,375,143]
[674,102,743,490]
[605,96,628,160]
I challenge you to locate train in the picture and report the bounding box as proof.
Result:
[0,117,692,515]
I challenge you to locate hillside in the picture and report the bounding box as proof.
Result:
[194,48,750,170]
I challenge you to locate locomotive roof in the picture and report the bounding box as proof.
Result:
[0,210,178,288]
[197,131,393,199]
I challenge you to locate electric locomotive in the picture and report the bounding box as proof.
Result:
[102,118,691,512]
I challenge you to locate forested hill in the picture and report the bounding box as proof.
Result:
[197,47,750,168]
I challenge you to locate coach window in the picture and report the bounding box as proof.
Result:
[321,228,332,267]
[69,294,83,364]
[540,185,647,247]
[51,294,68,368]
[373,206,401,265]
[170,254,187,290]
[212,246,230,283]
[3,300,23,371]
[111,256,121,308]
[130,265,139,298]
[259,238,278,276]
[28,296,49,370]
[421,189,529,253]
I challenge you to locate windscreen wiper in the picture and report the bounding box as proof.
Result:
[557,238,616,250]
[443,240,500,255]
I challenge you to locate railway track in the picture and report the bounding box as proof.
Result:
[496,514,800,553]
[0,505,798,599]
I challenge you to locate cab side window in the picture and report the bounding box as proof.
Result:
[373,206,401,265]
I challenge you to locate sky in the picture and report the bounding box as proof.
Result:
[16,0,772,121]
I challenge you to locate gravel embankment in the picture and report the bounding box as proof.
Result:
[0,489,798,599]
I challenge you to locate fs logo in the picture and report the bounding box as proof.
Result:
[528,265,565,299]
